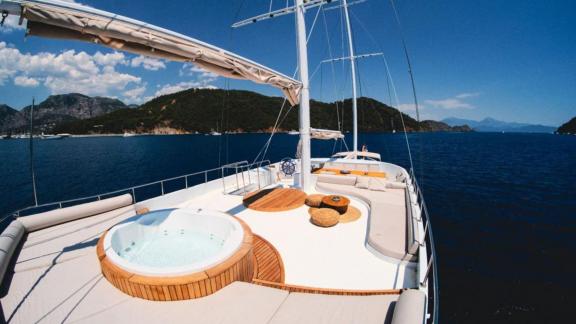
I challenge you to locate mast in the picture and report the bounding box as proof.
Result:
[29,98,38,206]
[342,0,358,157]
[295,0,312,191]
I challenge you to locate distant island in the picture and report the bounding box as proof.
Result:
[557,117,576,135]
[1,89,472,135]
[442,117,556,133]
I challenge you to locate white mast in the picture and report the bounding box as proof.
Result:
[295,0,312,191]
[342,0,358,157]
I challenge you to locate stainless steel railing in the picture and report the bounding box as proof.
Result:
[410,167,440,324]
[2,160,273,222]
[221,160,272,194]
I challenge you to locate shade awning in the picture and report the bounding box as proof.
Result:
[6,0,302,105]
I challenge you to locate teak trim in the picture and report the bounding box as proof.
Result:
[98,216,254,301]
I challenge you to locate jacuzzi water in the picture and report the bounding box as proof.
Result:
[103,208,244,276]
[118,230,224,268]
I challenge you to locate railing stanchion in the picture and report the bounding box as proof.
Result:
[421,255,433,287]
[205,171,208,184]
[420,219,430,246]
[222,168,226,193]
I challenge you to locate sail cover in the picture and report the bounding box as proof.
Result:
[2,0,301,105]
[310,128,344,140]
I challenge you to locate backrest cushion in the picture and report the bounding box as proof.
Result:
[355,176,370,189]
[316,174,357,186]
[368,178,387,192]
[391,289,426,324]
[18,194,133,232]
[0,220,26,283]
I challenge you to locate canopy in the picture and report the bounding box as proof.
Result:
[310,128,344,140]
[0,0,301,105]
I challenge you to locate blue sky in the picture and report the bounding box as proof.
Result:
[1,0,574,126]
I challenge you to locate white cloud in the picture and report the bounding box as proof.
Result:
[455,92,479,99]
[123,85,148,103]
[153,81,216,98]
[93,51,127,67]
[0,41,141,96]
[130,55,166,71]
[179,63,218,80]
[14,75,39,87]
[397,103,425,112]
[424,93,478,110]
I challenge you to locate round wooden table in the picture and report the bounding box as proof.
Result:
[321,195,350,214]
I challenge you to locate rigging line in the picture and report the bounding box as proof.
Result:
[388,0,424,189]
[233,0,249,24]
[389,0,420,123]
[260,100,296,163]
[254,2,325,164]
[348,10,392,107]
[321,8,344,140]
[348,7,416,174]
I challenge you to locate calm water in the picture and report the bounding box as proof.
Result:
[1,132,575,322]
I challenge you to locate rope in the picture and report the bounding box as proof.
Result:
[253,2,326,164]
[348,8,417,175]
[389,0,420,123]
[321,8,344,140]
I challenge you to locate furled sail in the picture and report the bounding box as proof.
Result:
[1,0,301,105]
[310,128,344,140]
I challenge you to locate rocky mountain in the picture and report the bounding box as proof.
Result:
[443,117,556,133]
[51,89,471,134]
[1,94,128,132]
[557,117,576,134]
[420,120,472,132]
[0,104,27,132]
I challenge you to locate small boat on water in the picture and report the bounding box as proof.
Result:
[123,132,136,137]
[210,131,222,136]
[40,133,63,140]
[287,130,299,135]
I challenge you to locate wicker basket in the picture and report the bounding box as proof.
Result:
[305,194,325,208]
[310,208,340,227]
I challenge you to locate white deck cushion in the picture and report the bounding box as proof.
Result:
[386,181,407,189]
[368,203,408,261]
[0,220,26,283]
[270,292,398,324]
[316,181,417,262]
[391,290,426,324]
[18,194,133,232]
[355,176,370,189]
[316,174,357,186]
[15,205,136,272]
[368,178,387,191]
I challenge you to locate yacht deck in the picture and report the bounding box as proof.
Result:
[0,164,429,323]
[178,184,416,290]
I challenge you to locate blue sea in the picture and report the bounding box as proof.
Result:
[0,132,574,322]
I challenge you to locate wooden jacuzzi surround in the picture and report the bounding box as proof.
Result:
[97,217,254,301]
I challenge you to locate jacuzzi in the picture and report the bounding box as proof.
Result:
[103,208,245,277]
[98,208,253,301]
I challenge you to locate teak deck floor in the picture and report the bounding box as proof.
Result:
[252,235,285,283]
[242,188,306,212]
